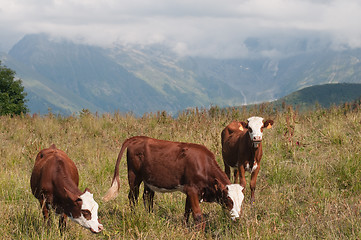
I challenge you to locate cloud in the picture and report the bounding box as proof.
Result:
[1,0,361,57]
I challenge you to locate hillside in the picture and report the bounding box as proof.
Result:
[3,34,245,115]
[4,34,173,115]
[2,33,361,115]
[273,83,361,109]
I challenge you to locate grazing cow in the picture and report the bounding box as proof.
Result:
[30,144,103,233]
[221,117,274,203]
[103,136,244,230]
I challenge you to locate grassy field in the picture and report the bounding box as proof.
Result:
[1,104,360,239]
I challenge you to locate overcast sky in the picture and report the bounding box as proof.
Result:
[1,0,361,58]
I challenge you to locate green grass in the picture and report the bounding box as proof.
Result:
[1,105,360,239]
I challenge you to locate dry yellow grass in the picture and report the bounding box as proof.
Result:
[0,105,360,239]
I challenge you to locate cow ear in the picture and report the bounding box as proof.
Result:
[84,187,91,193]
[214,178,226,192]
[64,187,80,202]
[239,121,248,131]
[214,179,219,191]
[263,120,274,129]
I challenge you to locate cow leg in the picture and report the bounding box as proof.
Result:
[233,169,240,184]
[238,166,247,193]
[183,195,192,226]
[185,188,204,231]
[224,163,231,181]
[128,171,142,208]
[59,214,67,234]
[39,197,51,226]
[250,166,260,204]
[143,185,155,212]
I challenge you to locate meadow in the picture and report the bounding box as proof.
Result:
[1,104,360,239]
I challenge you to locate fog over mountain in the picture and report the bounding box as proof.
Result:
[1,1,361,114]
[1,0,361,58]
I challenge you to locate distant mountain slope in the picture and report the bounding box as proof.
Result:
[7,34,172,115]
[4,34,246,115]
[273,83,361,108]
[2,33,361,115]
[1,53,100,115]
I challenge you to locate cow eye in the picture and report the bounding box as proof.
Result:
[81,210,92,220]
[248,128,253,133]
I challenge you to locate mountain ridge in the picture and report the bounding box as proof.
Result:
[273,83,361,109]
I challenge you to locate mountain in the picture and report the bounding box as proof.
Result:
[272,83,361,109]
[3,34,246,115]
[1,33,361,115]
[5,34,173,115]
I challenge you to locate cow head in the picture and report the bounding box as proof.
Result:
[64,188,104,233]
[216,180,244,220]
[225,184,244,220]
[240,116,274,148]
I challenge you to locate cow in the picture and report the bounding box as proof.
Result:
[221,116,274,203]
[30,144,103,233]
[103,136,244,230]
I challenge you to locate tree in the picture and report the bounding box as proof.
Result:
[0,61,28,115]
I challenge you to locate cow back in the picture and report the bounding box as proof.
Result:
[221,122,250,167]
[127,137,220,190]
[31,146,79,199]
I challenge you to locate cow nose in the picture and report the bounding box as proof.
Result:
[90,224,104,233]
[253,136,262,141]
[98,224,104,232]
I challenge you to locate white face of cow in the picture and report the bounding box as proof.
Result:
[247,116,265,148]
[226,184,244,220]
[70,191,103,233]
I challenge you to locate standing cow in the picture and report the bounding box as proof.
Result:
[103,136,244,230]
[221,116,274,203]
[30,144,103,233]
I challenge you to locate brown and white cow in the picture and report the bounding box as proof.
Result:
[221,116,274,203]
[30,144,103,233]
[103,136,244,229]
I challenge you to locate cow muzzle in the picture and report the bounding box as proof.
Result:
[253,141,261,148]
[230,209,240,221]
[90,223,104,233]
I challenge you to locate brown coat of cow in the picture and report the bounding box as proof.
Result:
[103,136,244,230]
[221,117,274,203]
[30,144,103,233]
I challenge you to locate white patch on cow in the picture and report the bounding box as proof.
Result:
[247,116,264,143]
[145,183,185,193]
[245,163,250,172]
[252,163,258,172]
[226,184,244,220]
[245,163,258,173]
[69,191,103,233]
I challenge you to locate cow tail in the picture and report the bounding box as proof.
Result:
[102,138,132,202]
